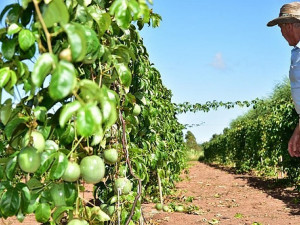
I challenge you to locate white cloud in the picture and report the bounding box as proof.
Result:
[211,52,226,70]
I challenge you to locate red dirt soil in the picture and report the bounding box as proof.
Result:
[142,161,300,225]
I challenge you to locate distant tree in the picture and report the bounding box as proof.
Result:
[185,131,199,150]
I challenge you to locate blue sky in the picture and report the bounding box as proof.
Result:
[0,0,295,143]
[140,0,294,143]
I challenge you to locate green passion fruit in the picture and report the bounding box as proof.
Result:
[103,148,118,164]
[80,156,105,184]
[62,161,81,182]
[44,140,59,152]
[175,205,184,212]
[18,146,41,173]
[155,203,163,211]
[163,205,171,212]
[114,177,132,195]
[22,130,45,153]
[132,104,141,116]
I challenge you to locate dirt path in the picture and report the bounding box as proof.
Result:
[143,162,300,225]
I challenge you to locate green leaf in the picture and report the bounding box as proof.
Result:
[18,29,35,51]
[21,0,32,9]
[0,188,21,217]
[7,23,22,35]
[76,104,98,137]
[49,60,77,100]
[0,67,11,88]
[59,100,81,128]
[16,183,31,213]
[109,0,122,15]
[5,4,21,24]
[5,70,17,91]
[55,124,75,145]
[52,206,73,224]
[4,117,29,139]
[109,0,132,28]
[82,25,101,64]
[115,63,132,87]
[26,193,40,214]
[78,79,101,101]
[91,127,104,146]
[33,106,47,122]
[87,6,111,37]
[0,4,18,23]
[26,178,43,190]
[35,203,51,223]
[2,38,17,60]
[31,53,57,88]
[0,98,12,125]
[5,156,17,180]
[101,100,117,129]
[128,0,140,20]
[64,183,78,206]
[64,23,87,62]
[16,60,29,78]
[43,0,69,28]
[0,165,4,180]
[49,152,68,180]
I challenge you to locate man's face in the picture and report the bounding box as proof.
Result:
[279,23,299,46]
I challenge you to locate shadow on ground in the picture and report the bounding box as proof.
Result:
[205,162,300,216]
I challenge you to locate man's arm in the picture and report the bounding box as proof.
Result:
[288,123,300,157]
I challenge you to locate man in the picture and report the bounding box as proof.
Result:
[267,2,300,157]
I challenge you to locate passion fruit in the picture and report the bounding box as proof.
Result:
[114,177,132,195]
[80,156,105,184]
[22,130,45,153]
[18,146,41,173]
[155,203,163,211]
[62,161,81,182]
[103,148,118,164]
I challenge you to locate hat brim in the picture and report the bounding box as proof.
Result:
[267,17,300,26]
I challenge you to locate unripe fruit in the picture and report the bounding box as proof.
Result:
[175,205,184,212]
[18,146,41,173]
[80,156,105,184]
[22,130,45,153]
[103,148,118,164]
[62,161,81,182]
[45,140,59,152]
[155,203,163,211]
[59,48,72,62]
[132,104,141,116]
[163,205,170,212]
[114,177,132,195]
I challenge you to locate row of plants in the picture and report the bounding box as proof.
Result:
[0,0,187,224]
[202,79,300,186]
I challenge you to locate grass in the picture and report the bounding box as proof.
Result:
[186,149,204,161]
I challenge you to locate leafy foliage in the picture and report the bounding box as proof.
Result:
[202,79,300,185]
[0,0,186,224]
[185,131,203,161]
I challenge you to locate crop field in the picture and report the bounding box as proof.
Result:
[0,0,299,225]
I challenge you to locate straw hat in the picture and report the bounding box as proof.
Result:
[267,2,300,27]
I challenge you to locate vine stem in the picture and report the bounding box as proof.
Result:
[119,110,142,225]
[32,0,53,53]
[67,136,84,158]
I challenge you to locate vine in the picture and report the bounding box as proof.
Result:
[0,0,186,224]
[202,80,300,187]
